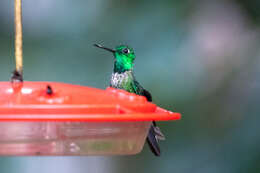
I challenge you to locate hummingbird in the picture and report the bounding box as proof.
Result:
[94,43,165,156]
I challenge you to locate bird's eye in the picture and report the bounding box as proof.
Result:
[122,48,130,54]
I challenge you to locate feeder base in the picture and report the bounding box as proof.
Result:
[0,121,151,156]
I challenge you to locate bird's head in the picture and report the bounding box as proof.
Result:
[94,44,135,73]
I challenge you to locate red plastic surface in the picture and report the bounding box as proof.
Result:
[0,82,181,121]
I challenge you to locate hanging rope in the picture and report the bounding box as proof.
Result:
[12,0,23,82]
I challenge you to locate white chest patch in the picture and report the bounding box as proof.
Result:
[110,71,134,88]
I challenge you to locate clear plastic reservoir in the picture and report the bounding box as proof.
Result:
[0,121,151,156]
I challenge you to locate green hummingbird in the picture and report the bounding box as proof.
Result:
[94,43,165,156]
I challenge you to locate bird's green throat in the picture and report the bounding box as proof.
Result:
[94,44,135,73]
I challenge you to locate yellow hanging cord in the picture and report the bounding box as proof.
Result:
[13,0,23,81]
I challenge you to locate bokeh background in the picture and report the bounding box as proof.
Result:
[0,0,260,172]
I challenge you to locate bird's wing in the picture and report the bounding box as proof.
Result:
[142,89,152,102]
[133,80,152,102]
[132,80,165,156]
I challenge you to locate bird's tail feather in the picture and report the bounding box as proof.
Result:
[154,126,165,141]
[146,122,165,156]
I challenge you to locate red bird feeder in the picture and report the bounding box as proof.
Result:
[0,82,181,155]
[0,0,181,156]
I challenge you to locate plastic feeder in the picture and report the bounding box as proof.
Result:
[0,81,181,156]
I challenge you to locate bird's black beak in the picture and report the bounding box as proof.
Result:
[94,44,115,53]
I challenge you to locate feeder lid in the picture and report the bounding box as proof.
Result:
[0,82,181,121]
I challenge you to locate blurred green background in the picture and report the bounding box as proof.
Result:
[0,0,260,172]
